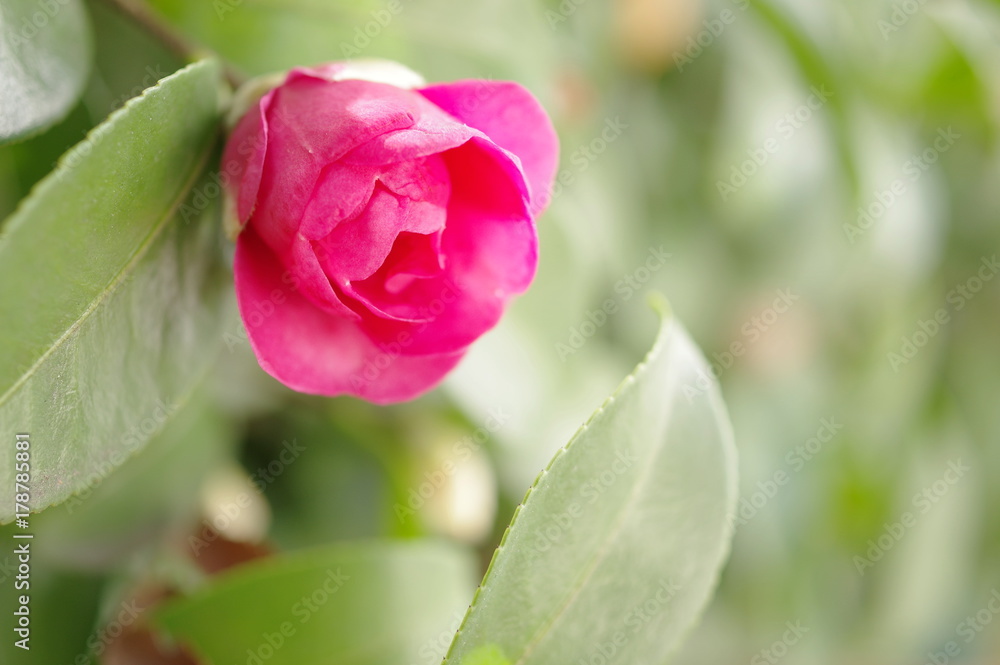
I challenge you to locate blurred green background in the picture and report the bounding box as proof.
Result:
[1,0,999,663]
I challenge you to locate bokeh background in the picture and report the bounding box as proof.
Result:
[1,0,999,663]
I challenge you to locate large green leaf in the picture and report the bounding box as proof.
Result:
[155,541,477,665]
[444,300,738,665]
[0,59,229,522]
[0,0,93,143]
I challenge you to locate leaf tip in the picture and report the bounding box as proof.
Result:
[646,290,672,321]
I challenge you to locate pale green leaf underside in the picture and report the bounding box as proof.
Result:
[154,541,478,665]
[0,60,228,521]
[444,300,738,665]
[0,0,92,143]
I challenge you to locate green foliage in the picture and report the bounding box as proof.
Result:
[444,301,736,664]
[154,541,478,665]
[1,0,997,663]
[460,644,511,665]
[0,60,231,520]
[146,0,558,87]
[0,398,232,664]
[0,0,93,144]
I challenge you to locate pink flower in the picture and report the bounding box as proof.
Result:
[223,61,559,403]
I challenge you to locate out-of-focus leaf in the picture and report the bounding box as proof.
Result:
[0,562,104,665]
[155,541,477,665]
[749,0,860,205]
[0,1,187,219]
[245,408,392,549]
[145,0,557,87]
[28,397,235,570]
[443,298,738,664]
[0,0,92,143]
[0,60,228,521]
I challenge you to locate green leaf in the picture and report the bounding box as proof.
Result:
[0,0,93,144]
[0,59,229,522]
[444,297,738,665]
[27,396,235,570]
[145,0,558,86]
[460,644,511,665]
[748,0,861,205]
[154,541,478,665]
[0,564,104,664]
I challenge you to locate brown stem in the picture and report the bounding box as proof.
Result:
[95,0,246,89]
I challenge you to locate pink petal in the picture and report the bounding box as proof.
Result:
[223,87,274,227]
[342,123,473,165]
[286,233,359,320]
[308,155,450,283]
[419,80,559,215]
[275,75,420,163]
[249,77,420,256]
[378,230,445,286]
[235,228,465,403]
[298,163,379,241]
[347,231,446,322]
[439,139,539,295]
[358,139,538,355]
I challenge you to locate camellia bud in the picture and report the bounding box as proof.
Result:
[221,60,559,403]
